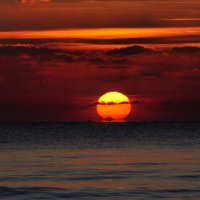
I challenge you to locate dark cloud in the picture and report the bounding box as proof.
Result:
[0,45,62,55]
[90,101,132,106]
[106,45,154,56]
[0,45,84,62]
[76,36,200,45]
[1,35,200,46]
[131,100,142,105]
[97,101,130,105]
[171,46,200,53]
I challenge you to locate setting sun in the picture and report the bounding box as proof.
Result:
[97,91,131,122]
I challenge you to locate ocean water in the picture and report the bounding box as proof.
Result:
[0,122,200,200]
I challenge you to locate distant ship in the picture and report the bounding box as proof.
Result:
[104,117,114,122]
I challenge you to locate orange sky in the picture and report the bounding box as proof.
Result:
[0,27,200,39]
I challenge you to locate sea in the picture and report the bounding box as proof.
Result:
[0,122,199,200]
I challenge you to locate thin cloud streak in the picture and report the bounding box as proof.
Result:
[165,18,200,21]
[1,27,200,40]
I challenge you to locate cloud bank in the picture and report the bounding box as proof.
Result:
[0,44,199,121]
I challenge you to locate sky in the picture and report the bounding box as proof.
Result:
[0,0,200,121]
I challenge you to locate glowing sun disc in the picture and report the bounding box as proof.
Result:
[97,91,131,121]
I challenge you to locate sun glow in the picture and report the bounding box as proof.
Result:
[97,91,131,122]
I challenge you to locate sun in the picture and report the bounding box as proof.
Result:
[97,91,131,122]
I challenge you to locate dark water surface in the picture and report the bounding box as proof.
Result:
[0,122,200,199]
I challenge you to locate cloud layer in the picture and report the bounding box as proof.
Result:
[0,43,199,121]
[1,0,200,31]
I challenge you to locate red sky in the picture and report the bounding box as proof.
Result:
[0,0,200,121]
